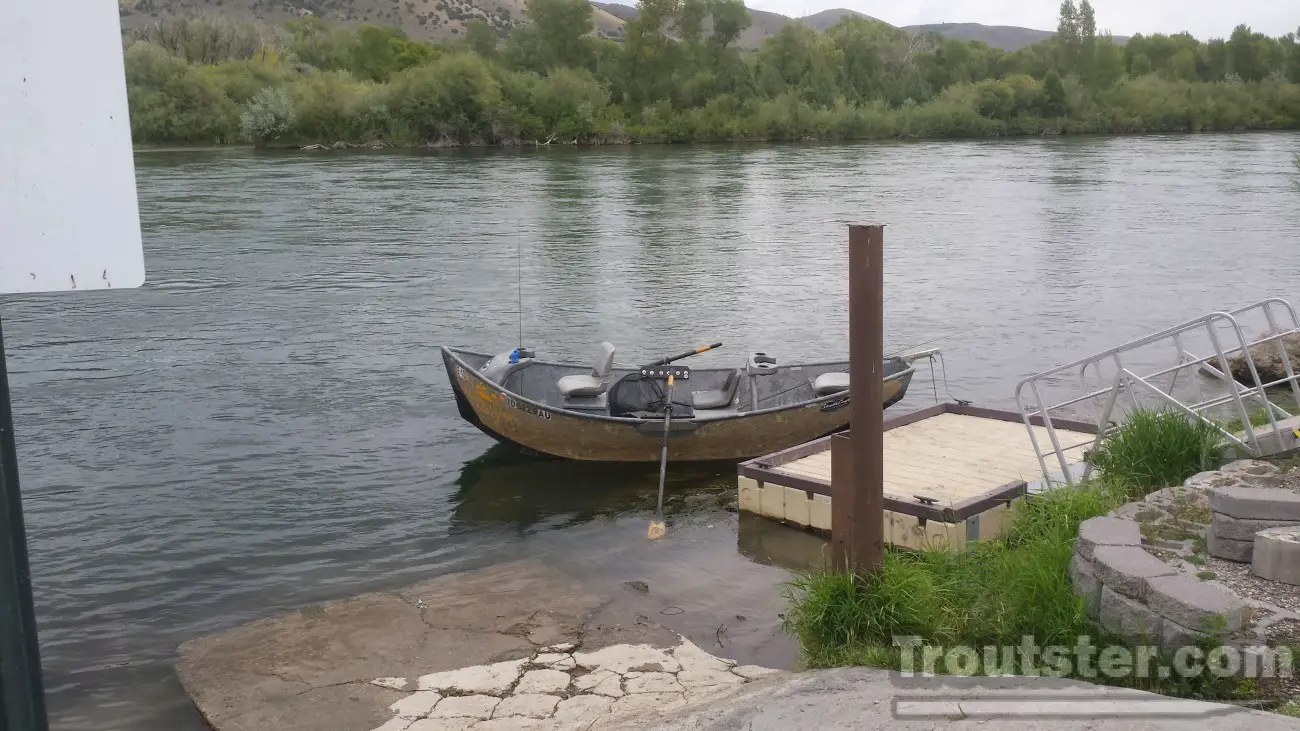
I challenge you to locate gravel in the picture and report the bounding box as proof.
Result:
[1200,556,1300,612]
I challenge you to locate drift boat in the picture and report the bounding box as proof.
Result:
[441,342,918,462]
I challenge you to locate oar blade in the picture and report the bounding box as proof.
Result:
[647,519,666,540]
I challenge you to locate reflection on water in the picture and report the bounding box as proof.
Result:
[736,513,830,572]
[2,132,1297,729]
[451,445,739,532]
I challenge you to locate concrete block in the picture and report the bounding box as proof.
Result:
[1144,575,1249,635]
[1098,585,1162,644]
[1076,517,1142,561]
[1183,471,1233,490]
[1252,526,1300,586]
[1220,460,1278,476]
[759,484,784,519]
[737,477,762,515]
[1069,553,1102,618]
[1208,486,1300,521]
[810,494,832,531]
[1109,501,1170,523]
[1090,545,1177,601]
[1208,531,1254,562]
[1211,513,1300,542]
[783,487,811,527]
[1160,618,1207,656]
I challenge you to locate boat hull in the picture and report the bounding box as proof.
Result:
[443,349,913,462]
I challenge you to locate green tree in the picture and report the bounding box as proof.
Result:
[1077,0,1098,83]
[1043,68,1068,115]
[1227,24,1269,81]
[677,0,708,46]
[708,0,751,49]
[1056,0,1081,73]
[619,0,680,106]
[1091,37,1126,88]
[287,17,357,71]
[1285,30,1300,82]
[465,19,498,58]
[528,0,595,69]
[1203,38,1229,80]
[350,25,407,81]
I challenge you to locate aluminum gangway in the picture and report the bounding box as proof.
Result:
[1015,297,1300,487]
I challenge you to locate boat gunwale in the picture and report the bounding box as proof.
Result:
[735,402,1101,523]
[440,346,915,425]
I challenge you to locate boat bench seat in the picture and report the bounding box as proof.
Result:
[557,341,617,399]
[558,374,606,398]
[813,372,850,396]
[692,369,742,410]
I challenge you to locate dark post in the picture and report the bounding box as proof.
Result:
[831,224,885,575]
[0,314,49,730]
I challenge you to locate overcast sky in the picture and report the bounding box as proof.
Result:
[747,0,1298,40]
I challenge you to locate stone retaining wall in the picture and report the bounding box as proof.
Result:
[1071,515,1250,653]
[1205,462,1300,563]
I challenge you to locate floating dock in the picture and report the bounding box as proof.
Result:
[736,403,1098,551]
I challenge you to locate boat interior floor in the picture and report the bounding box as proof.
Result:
[467,344,910,421]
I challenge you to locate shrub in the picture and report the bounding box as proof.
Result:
[289,70,376,143]
[240,87,297,144]
[383,53,502,143]
[530,67,610,140]
[125,42,239,143]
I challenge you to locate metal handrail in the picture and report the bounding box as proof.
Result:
[1014,298,1300,486]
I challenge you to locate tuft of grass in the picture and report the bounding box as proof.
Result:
[1089,409,1225,498]
[782,407,1264,702]
[783,481,1128,668]
[1196,571,1217,580]
[1183,554,1206,566]
[1220,406,1276,435]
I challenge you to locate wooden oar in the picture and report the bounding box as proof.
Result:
[647,373,676,540]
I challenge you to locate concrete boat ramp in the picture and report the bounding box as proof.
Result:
[177,559,1300,731]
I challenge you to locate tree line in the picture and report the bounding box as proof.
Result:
[121,1,1300,147]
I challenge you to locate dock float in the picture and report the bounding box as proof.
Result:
[736,403,1098,551]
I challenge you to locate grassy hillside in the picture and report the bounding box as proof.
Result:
[120,0,1066,50]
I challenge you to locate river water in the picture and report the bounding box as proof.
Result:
[4,133,1299,729]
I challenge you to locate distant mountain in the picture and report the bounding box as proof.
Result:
[800,8,884,32]
[902,22,1052,51]
[119,0,1075,52]
[590,3,1063,51]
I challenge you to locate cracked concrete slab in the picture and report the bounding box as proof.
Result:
[178,560,773,731]
[176,561,668,731]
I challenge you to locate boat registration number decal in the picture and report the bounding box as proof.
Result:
[821,396,850,413]
[507,397,552,420]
